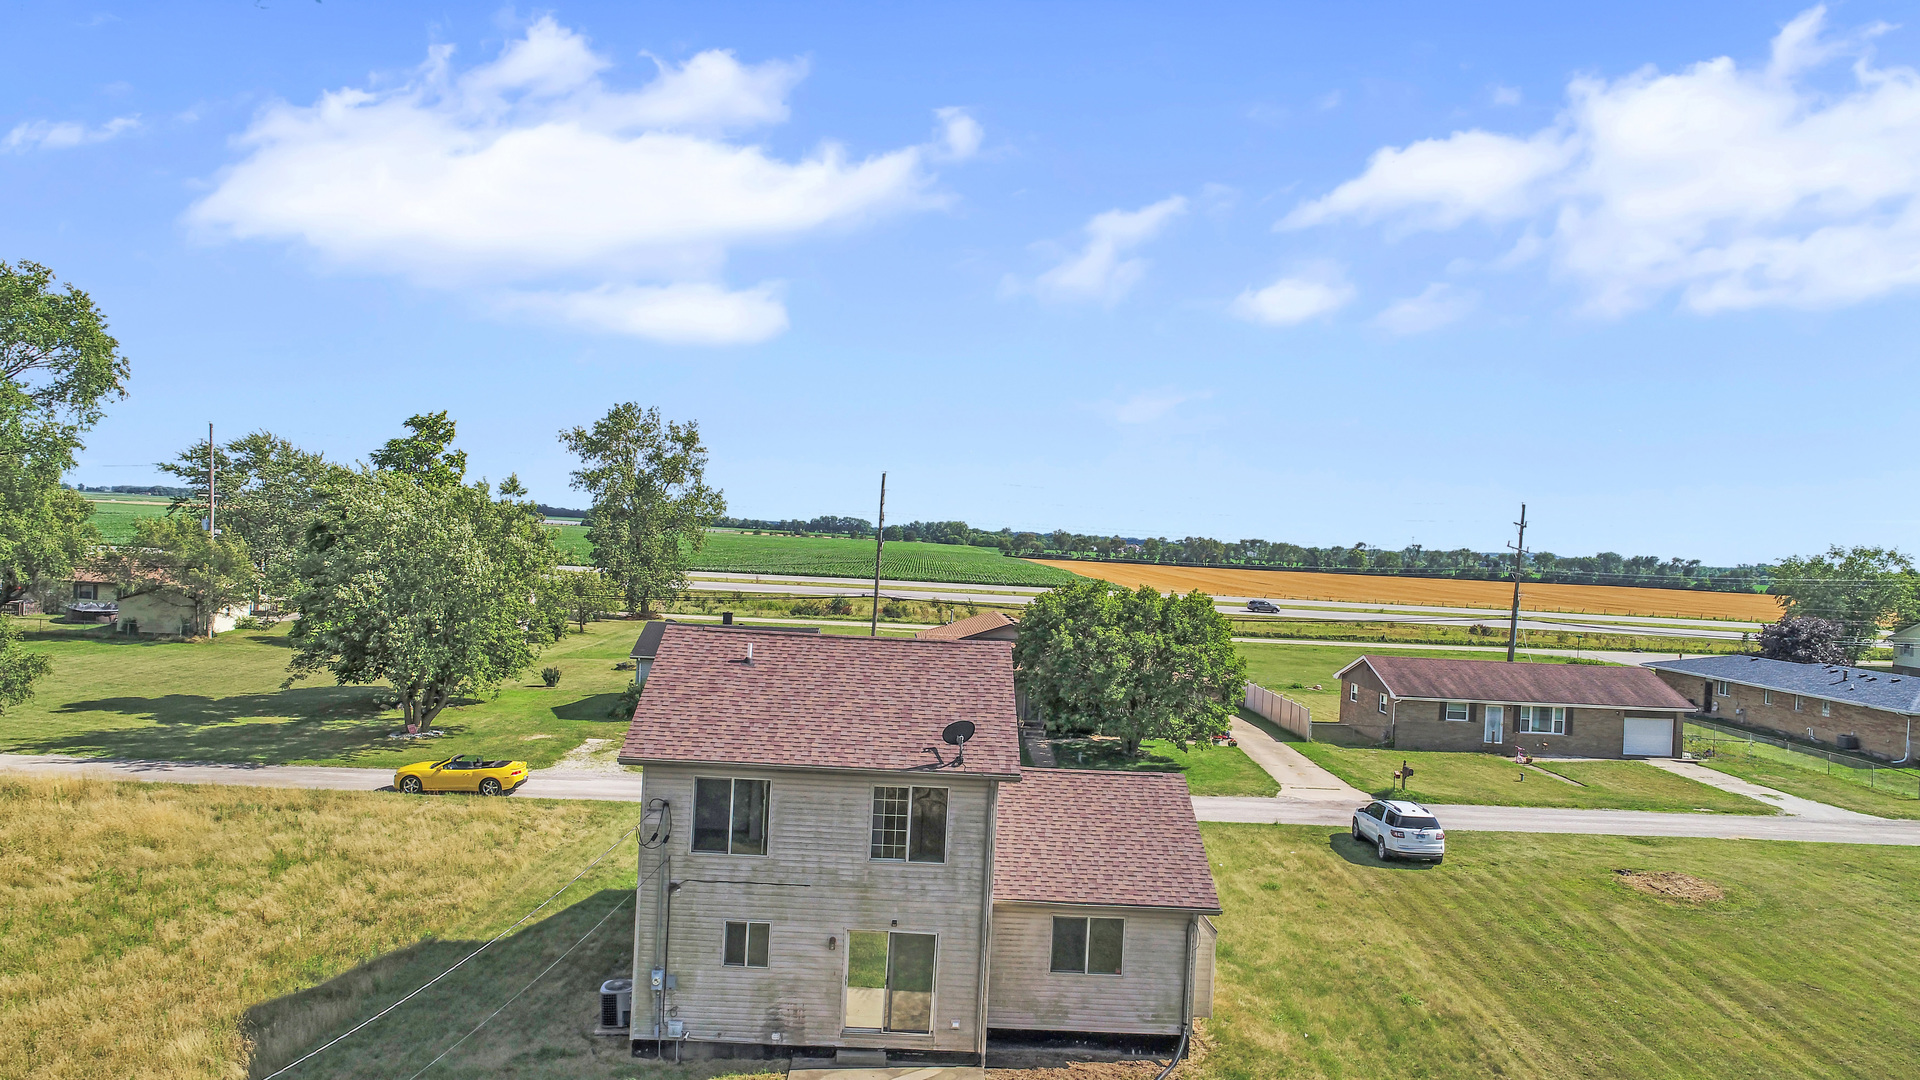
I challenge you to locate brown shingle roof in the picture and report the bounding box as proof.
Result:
[618,625,1021,776]
[1342,654,1695,710]
[994,769,1220,913]
[915,610,1019,641]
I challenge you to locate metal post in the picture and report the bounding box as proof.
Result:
[870,472,886,637]
[1506,504,1527,662]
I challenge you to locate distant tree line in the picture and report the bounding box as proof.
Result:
[717,514,875,537]
[68,484,193,497]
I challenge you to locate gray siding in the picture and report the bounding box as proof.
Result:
[1192,915,1215,1020]
[633,764,994,1052]
[986,905,1199,1035]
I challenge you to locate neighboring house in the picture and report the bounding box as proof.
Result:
[914,611,1020,643]
[1645,655,1920,762]
[628,621,819,685]
[618,626,1218,1064]
[1334,654,1693,758]
[1892,625,1920,677]
[63,572,121,622]
[62,568,246,637]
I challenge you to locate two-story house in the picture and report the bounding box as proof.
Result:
[617,625,1219,1065]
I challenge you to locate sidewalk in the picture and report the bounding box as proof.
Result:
[1646,758,1881,822]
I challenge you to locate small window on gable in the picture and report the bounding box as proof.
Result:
[1763,690,1773,706]
[1444,702,1469,722]
[1350,683,1359,702]
[1378,693,1389,715]
[723,921,770,968]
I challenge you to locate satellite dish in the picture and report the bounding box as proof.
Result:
[942,721,975,746]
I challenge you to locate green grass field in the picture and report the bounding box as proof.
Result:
[0,616,642,769]
[553,527,1080,588]
[1288,741,1772,813]
[1687,724,1920,819]
[1049,735,1279,797]
[0,775,769,1080]
[1201,823,1920,1079]
[81,493,171,543]
[1238,641,1602,724]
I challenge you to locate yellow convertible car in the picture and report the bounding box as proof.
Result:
[394,754,529,796]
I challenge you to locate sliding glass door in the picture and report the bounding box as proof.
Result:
[844,931,936,1034]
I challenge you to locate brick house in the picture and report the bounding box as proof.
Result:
[618,625,1218,1064]
[1333,654,1693,758]
[1645,655,1920,763]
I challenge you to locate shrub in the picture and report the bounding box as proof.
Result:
[609,681,643,720]
[540,666,562,687]
[235,616,266,631]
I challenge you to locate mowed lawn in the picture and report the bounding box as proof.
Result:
[1291,742,1771,813]
[1049,734,1279,797]
[1238,641,1600,724]
[1687,725,1920,820]
[0,776,776,1080]
[1200,823,1920,1080]
[0,616,642,768]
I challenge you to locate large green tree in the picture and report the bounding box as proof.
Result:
[1014,578,1248,755]
[1770,546,1919,660]
[0,261,127,702]
[100,514,257,637]
[157,430,341,605]
[559,404,725,615]
[289,420,558,730]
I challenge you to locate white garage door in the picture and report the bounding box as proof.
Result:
[1622,717,1673,757]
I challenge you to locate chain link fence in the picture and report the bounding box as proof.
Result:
[1685,719,1920,801]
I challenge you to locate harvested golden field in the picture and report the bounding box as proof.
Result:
[1028,560,1782,621]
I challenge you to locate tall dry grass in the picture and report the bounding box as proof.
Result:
[0,775,635,1080]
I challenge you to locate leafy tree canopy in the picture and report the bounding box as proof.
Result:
[290,425,558,729]
[0,383,95,602]
[560,404,725,614]
[0,614,51,712]
[1014,578,1248,755]
[157,430,342,603]
[1757,614,1848,665]
[1770,546,1918,659]
[369,411,467,488]
[0,260,127,428]
[99,514,256,638]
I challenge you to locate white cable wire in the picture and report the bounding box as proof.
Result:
[259,826,637,1079]
[403,889,638,1080]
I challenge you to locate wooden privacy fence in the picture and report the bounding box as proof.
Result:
[1244,683,1314,741]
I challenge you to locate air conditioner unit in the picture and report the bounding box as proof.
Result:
[599,979,633,1031]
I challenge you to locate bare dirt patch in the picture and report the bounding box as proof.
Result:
[1615,869,1726,902]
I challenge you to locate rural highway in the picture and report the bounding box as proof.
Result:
[7,753,1916,846]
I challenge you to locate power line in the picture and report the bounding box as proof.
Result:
[260,826,638,1080]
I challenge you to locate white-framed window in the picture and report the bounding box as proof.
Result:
[1763,690,1773,706]
[75,584,96,601]
[869,786,948,863]
[1518,706,1566,735]
[692,777,770,855]
[723,921,770,968]
[1716,681,1732,696]
[1049,916,1125,975]
[1378,693,1389,715]
[1794,695,1805,712]
[1821,701,1832,717]
[1350,683,1359,702]
[1444,702,1469,722]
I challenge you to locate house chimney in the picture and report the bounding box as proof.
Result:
[722,611,733,626]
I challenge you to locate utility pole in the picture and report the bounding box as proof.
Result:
[206,422,216,536]
[869,472,887,637]
[1505,503,1527,662]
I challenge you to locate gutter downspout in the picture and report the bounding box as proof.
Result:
[974,780,999,1067]
[1895,717,1914,765]
[1154,915,1196,1080]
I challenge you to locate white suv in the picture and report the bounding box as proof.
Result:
[1352,799,1445,863]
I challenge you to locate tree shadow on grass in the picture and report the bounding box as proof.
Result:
[9,687,464,764]
[1048,737,1190,776]
[549,693,624,723]
[1326,831,1438,872]
[242,889,667,1080]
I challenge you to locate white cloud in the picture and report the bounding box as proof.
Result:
[1376,283,1478,333]
[3,114,138,153]
[1229,270,1355,326]
[1100,387,1211,425]
[1282,6,1920,314]
[188,17,970,344]
[1034,196,1188,304]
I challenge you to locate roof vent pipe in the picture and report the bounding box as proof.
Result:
[747,642,754,664]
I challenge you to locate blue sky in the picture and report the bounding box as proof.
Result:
[5,2,1917,565]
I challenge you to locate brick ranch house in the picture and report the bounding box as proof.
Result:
[1334,654,1693,758]
[1645,655,1920,763]
[618,625,1218,1065]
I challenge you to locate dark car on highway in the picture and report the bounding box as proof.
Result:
[1246,599,1280,613]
